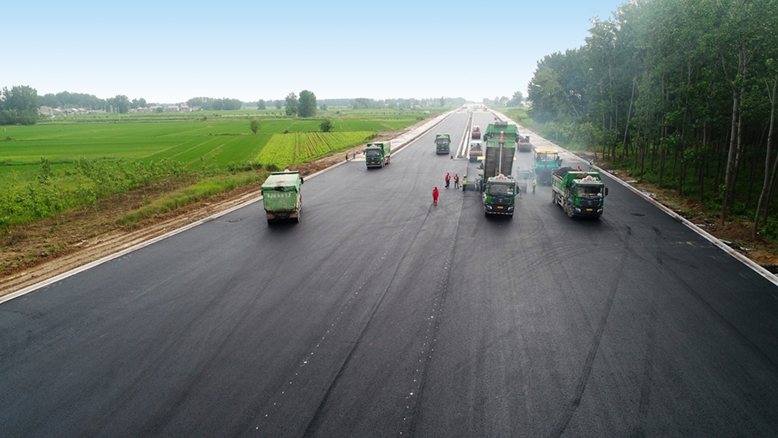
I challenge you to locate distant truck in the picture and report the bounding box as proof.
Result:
[472,125,481,139]
[534,148,562,185]
[365,141,391,168]
[261,171,303,224]
[551,167,608,218]
[518,135,533,152]
[435,133,451,154]
[480,130,517,217]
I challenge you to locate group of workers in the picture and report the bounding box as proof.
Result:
[444,172,464,189]
[433,172,539,206]
[434,172,468,205]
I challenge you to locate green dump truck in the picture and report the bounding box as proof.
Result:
[480,130,518,217]
[551,167,608,218]
[365,141,391,168]
[261,171,303,224]
[482,130,516,184]
[483,121,519,145]
[534,148,562,185]
[482,174,517,216]
[435,133,451,154]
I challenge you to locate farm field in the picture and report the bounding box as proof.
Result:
[1,109,428,180]
[0,109,437,228]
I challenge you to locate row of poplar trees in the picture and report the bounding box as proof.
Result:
[527,0,778,236]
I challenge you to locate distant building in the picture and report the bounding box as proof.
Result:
[39,106,54,116]
[179,104,191,112]
[165,105,179,112]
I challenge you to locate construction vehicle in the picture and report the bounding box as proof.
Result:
[365,141,391,168]
[551,167,608,218]
[516,167,534,194]
[469,142,483,162]
[435,133,451,154]
[472,125,481,139]
[480,131,517,217]
[482,121,519,145]
[534,148,562,185]
[517,135,533,152]
[261,171,303,224]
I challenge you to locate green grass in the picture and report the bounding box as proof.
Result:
[255,131,374,169]
[0,108,428,227]
[119,171,268,228]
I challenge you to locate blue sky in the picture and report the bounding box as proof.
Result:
[2,0,625,104]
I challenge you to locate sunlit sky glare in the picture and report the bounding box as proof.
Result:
[3,0,625,104]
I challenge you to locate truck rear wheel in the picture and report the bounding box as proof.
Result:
[267,218,275,225]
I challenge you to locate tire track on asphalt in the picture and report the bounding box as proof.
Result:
[551,225,632,437]
[404,192,464,438]
[298,206,441,437]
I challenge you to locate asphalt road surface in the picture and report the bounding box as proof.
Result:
[2,109,778,437]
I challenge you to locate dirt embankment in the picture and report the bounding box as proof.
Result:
[575,152,778,272]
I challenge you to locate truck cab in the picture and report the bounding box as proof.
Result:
[482,174,517,217]
[261,171,303,224]
[472,125,481,139]
[435,133,451,154]
[551,168,608,218]
[365,141,391,168]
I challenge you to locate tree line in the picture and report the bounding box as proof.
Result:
[253,97,468,111]
[186,97,242,111]
[0,86,39,125]
[527,0,778,235]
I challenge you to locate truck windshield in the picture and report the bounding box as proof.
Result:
[366,149,381,158]
[436,138,449,144]
[489,184,514,196]
[578,185,602,197]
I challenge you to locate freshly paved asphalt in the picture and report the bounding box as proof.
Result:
[2,109,778,437]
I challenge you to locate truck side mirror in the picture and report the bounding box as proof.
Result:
[605,187,609,196]
[301,177,304,184]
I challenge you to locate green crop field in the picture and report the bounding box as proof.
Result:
[255,131,375,169]
[0,108,439,226]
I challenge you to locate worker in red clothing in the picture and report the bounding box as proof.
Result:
[433,186,439,205]
[445,172,451,188]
